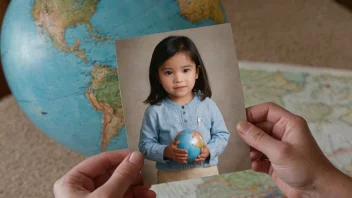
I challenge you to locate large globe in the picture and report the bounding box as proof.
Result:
[1,0,226,156]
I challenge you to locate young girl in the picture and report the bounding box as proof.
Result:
[138,35,230,184]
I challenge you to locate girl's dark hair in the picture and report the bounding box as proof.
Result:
[144,35,212,105]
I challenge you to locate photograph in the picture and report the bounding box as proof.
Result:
[115,23,251,185]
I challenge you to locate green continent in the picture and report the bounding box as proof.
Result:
[310,74,352,126]
[207,171,273,188]
[198,171,280,197]
[31,0,100,62]
[86,65,124,151]
[240,68,307,107]
[312,74,352,84]
[339,102,352,126]
[293,102,332,123]
[32,0,99,29]
[92,69,121,114]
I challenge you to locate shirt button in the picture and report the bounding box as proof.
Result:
[184,119,187,123]
[183,112,186,114]
[181,106,184,109]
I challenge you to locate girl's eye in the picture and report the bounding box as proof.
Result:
[184,69,190,72]
[165,71,172,75]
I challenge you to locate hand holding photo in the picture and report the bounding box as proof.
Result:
[115,23,250,185]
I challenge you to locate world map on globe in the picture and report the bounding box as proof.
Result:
[175,130,204,163]
[1,0,226,155]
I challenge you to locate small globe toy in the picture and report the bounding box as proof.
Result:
[175,130,204,163]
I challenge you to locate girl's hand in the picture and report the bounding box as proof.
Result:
[164,140,188,164]
[194,144,210,164]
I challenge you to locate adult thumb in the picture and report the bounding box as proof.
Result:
[94,151,144,198]
[236,121,282,160]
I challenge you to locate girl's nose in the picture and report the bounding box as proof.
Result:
[174,73,183,83]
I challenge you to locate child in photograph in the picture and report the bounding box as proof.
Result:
[138,35,230,184]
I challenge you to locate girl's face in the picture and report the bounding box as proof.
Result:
[158,52,199,103]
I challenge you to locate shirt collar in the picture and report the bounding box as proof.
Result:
[164,92,201,110]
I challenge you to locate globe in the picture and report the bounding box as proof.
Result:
[0,0,226,156]
[175,130,204,163]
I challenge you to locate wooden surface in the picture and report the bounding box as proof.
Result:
[0,0,11,99]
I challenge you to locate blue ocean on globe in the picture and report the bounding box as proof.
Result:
[175,130,204,163]
[1,0,226,156]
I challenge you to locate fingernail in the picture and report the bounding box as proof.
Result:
[237,121,251,133]
[129,151,143,166]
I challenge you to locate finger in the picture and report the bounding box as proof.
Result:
[175,153,188,157]
[237,121,285,160]
[177,159,187,164]
[69,149,129,179]
[132,186,156,198]
[171,140,176,147]
[253,121,286,141]
[249,147,257,152]
[200,153,208,158]
[195,157,205,162]
[175,154,187,160]
[251,150,268,161]
[124,186,153,198]
[176,157,187,161]
[252,159,271,174]
[246,102,294,124]
[253,121,274,134]
[123,187,134,198]
[93,151,144,198]
[174,148,188,154]
[250,149,263,160]
[133,172,144,186]
[95,167,143,188]
[195,155,205,161]
[135,184,152,189]
[94,169,112,188]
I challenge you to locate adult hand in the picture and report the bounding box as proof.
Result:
[53,150,156,198]
[236,102,352,198]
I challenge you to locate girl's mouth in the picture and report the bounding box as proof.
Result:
[174,86,186,90]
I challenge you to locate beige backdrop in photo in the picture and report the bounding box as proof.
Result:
[116,23,251,185]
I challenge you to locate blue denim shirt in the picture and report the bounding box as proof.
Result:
[139,93,230,171]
